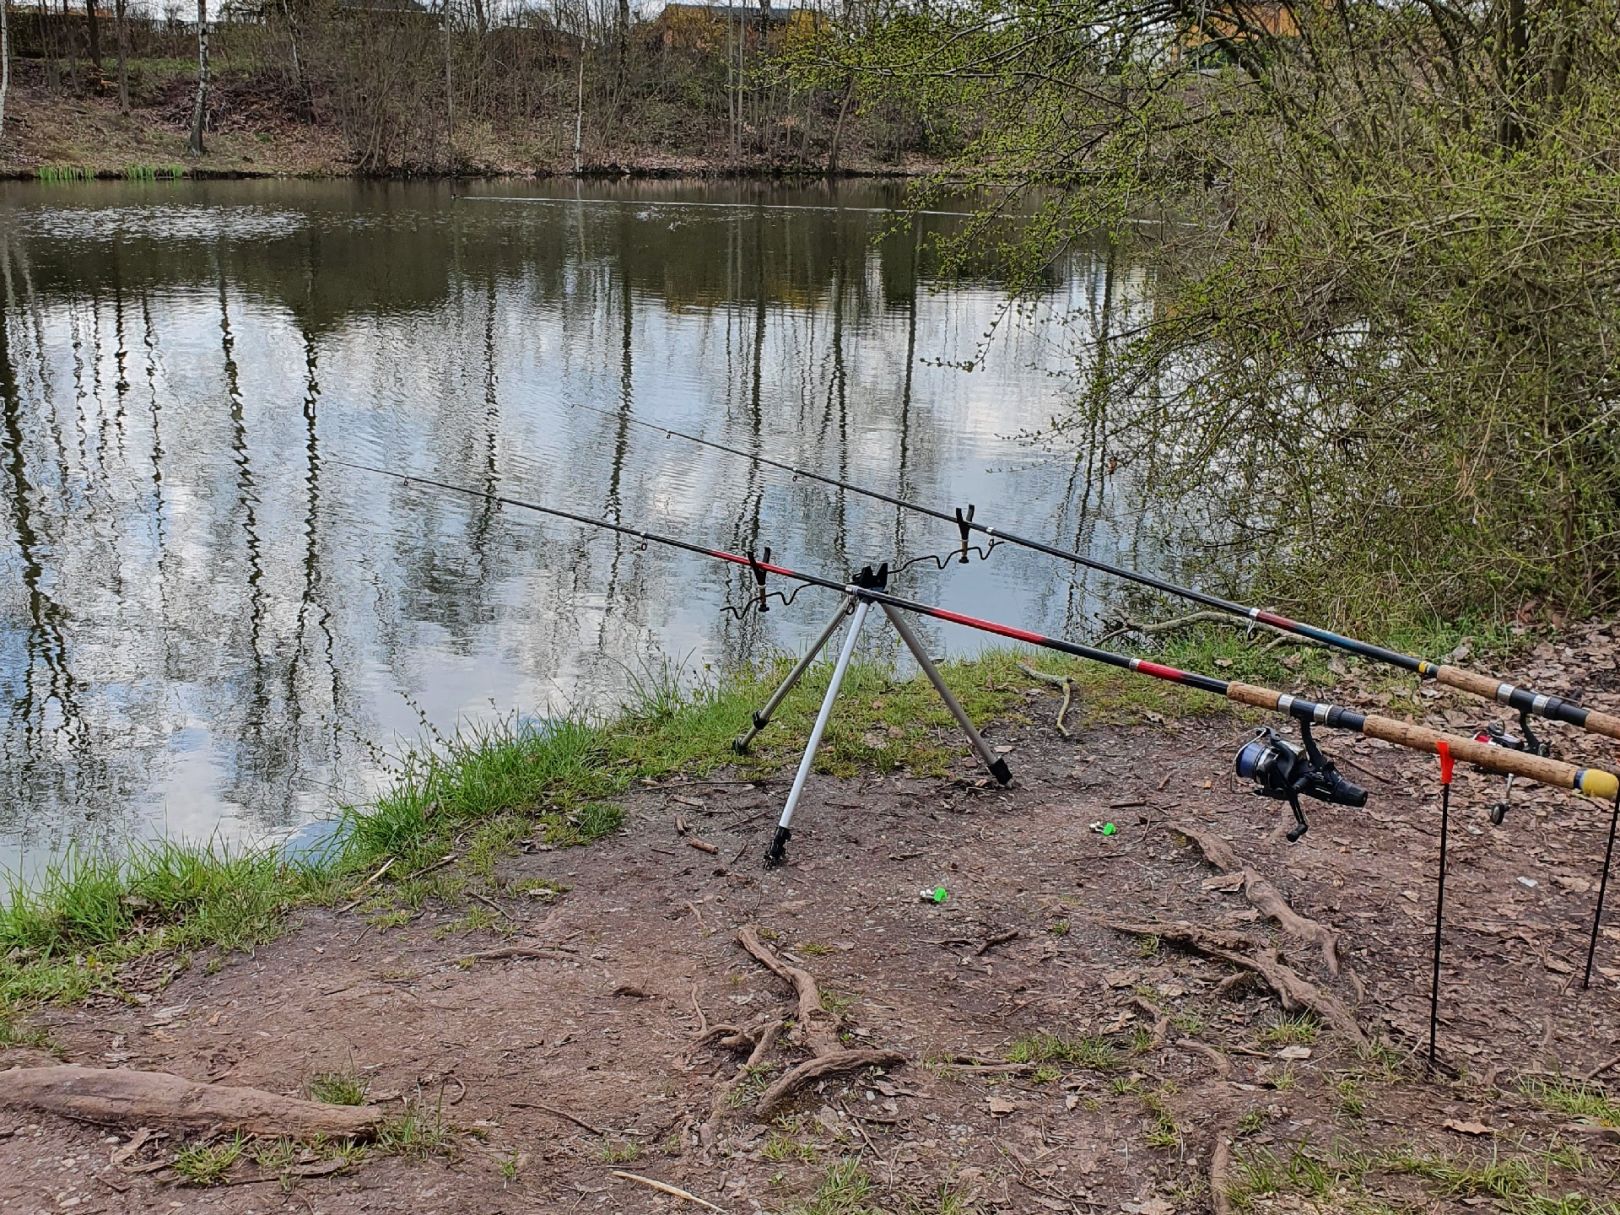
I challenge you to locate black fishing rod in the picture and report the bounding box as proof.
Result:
[338,459,1620,831]
[560,400,1620,749]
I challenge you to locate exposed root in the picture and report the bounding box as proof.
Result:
[1168,824,1350,982]
[1109,920,1368,1048]
[757,1048,906,1118]
[1211,1114,1239,1215]
[1130,995,1170,1050]
[1176,1038,1234,1079]
[0,1065,384,1139]
[720,924,907,1121]
[736,925,839,1054]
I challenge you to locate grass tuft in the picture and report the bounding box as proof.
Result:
[307,1069,368,1107]
[1005,1031,1120,1071]
[173,1135,246,1186]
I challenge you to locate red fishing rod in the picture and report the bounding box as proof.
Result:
[340,459,1619,863]
[561,400,1620,753]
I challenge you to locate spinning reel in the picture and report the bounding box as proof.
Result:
[1475,708,1551,825]
[1236,720,1368,842]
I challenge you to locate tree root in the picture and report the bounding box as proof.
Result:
[1211,1114,1239,1215]
[0,1065,384,1139]
[1175,1038,1234,1078]
[757,1048,906,1118]
[1169,824,1357,992]
[1109,920,1368,1048]
[718,925,906,1121]
[1130,995,1170,1050]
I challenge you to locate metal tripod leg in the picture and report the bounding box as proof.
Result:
[765,599,871,867]
[878,602,1012,786]
[733,595,856,755]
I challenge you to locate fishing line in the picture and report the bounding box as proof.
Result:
[336,458,1620,840]
[555,399,1620,751]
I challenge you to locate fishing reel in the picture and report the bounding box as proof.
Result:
[1475,709,1550,825]
[1235,720,1368,842]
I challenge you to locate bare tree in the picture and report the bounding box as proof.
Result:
[115,0,131,113]
[0,0,9,148]
[86,0,104,73]
[188,0,210,157]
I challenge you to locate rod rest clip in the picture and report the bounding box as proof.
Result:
[748,547,772,613]
[954,505,976,564]
[850,562,890,592]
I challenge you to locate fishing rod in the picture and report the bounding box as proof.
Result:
[559,400,1620,755]
[338,459,1620,865]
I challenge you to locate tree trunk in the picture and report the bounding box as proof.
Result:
[0,0,9,147]
[278,0,303,95]
[572,49,584,174]
[442,0,455,171]
[114,0,130,114]
[188,0,209,157]
[85,0,102,72]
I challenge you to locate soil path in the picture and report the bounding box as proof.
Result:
[4,667,1620,1212]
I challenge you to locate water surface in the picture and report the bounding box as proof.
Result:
[0,177,1162,869]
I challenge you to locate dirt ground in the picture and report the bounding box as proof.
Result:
[4,645,1620,1213]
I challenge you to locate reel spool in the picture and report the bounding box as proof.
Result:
[1236,721,1368,841]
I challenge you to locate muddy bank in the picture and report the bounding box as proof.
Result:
[4,635,1619,1213]
[0,79,939,181]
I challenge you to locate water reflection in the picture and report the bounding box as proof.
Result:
[0,178,1162,871]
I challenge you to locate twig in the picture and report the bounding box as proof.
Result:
[1017,662,1076,736]
[512,1100,606,1137]
[336,856,396,913]
[458,945,577,963]
[610,1170,725,1213]
[976,929,1020,956]
[1584,1052,1620,1081]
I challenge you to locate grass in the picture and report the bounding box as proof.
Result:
[598,1138,641,1164]
[1004,1031,1120,1071]
[784,1158,882,1215]
[0,630,1323,1024]
[173,1135,247,1185]
[1223,1138,1620,1215]
[35,164,95,182]
[307,1069,368,1107]
[122,163,186,180]
[1259,1013,1320,1047]
[377,1105,453,1159]
[1521,1077,1620,1127]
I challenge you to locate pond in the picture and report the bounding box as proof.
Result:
[0,177,1170,871]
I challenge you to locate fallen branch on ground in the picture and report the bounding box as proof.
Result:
[1017,663,1076,736]
[0,1065,384,1138]
[1098,610,1330,649]
[612,1169,726,1212]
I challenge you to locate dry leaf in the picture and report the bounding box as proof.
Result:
[1443,1120,1493,1136]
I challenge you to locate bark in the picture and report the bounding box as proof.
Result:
[188,0,210,157]
[0,1065,385,1139]
[0,0,9,147]
[115,0,130,114]
[85,0,102,72]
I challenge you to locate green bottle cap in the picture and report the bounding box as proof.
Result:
[1101,822,1117,836]
[931,886,948,903]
